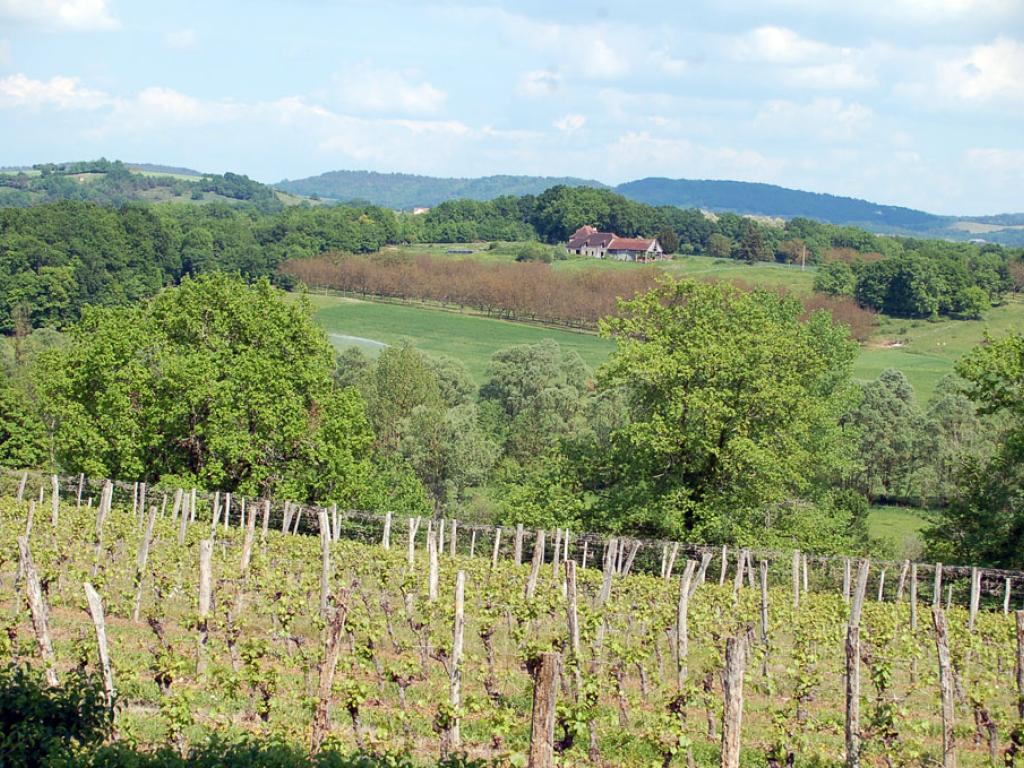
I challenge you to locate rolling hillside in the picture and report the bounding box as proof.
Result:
[275,169,607,208]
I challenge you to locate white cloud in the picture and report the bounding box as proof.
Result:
[518,68,560,97]
[754,98,874,141]
[965,147,1024,173]
[0,38,11,68]
[335,64,446,114]
[553,113,586,133]
[164,28,198,50]
[731,26,874,89]
[606,131,784,182]
[0,0,118,30]
[0,73,110,109]
[734,26,834,64]
[936,37,1024,103]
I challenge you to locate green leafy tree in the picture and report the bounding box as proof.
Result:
[926,333,1024,566]
[656,227,679,255]
[0,374,47,468]
[588,278,859,547]
[738,221,772,262]
[37,273,375,503]
[705,233,733,259]
[843,370,935,503]
[814,261,856,297]
[361,344,442,451]
[400,404,497,513]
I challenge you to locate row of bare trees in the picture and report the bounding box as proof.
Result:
[280,253,876,339]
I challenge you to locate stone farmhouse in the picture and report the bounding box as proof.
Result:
[565,225,666,262]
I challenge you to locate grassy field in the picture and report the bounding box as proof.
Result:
[853,299,1024,401]
[305,288,1023,400]
[867,505,932,559]
[306,293,615,382]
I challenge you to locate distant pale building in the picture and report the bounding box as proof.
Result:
[566,225,666,262]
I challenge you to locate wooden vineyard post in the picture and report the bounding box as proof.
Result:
[470,529,476,558]
[719,544,728,585]
[525,529,545,600]
[1016,611,1024,720]
[732,549,745,596]
[170,488,183,525]
[802,553,809,593]
[896,560,910,600]
[446,570,465,755]
[318,509,331,620]
[84,583,114,707]
[877,568,886,602]
[565,560,583,698]
[76,474,84,509]
[260,499,270,544]
[759,559,769,645]
[934,563,943,607]
[528,651,560,768]
[843,558,851,603]
[177,489,190,546]
[17,536,58,686]
[491,527,502,569]
[240,498,258,577]
[551,529,562,577]
[677,559,697,689]
[190,488,196,522]
[407,517,419,569]
[665,542,679,581]
[910,563,919,630]
[382,511,392,550]
[132,505,159,621]
[311,584,353,755]
[331,503,339,542]
[438,519,445,555]
[1005,578,1012,615]
[197,539,213,674]
[933,607,956,768]
[428,526,439,602]
[599,538,617,604]
[581,539,589,569]
[514,523,524,565]
[16,470,27,502]
[969,568,981,631]
[792,550,801,608]
[50,474,59,526]
[846,558,870,768]
[694,551,713,589]
[449,518,457,557]
[720,632,750,768]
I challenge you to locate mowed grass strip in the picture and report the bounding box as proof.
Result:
[306,294,616,382]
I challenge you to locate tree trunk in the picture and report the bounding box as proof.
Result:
[528,651,560,768]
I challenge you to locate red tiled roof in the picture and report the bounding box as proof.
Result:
[608,237,657,251]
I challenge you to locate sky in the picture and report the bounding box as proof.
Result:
[0,0,1022,215]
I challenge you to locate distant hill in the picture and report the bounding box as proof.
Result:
[614,177,947,231]
[0,159,290,212]
[275,170,607,209]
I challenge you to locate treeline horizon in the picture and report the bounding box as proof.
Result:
[1,185,1021,334]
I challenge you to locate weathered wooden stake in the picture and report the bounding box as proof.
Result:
[565,560,582,698]
[1005,578,1012,615]
[18,536,58,686]
[525,529,545,599]
[177,489,189,545]
[16,470,27,502]
[382,511,392,549]
[721,632,750,768]
[76,473,84,509]
[933,562,943,607]
[514,523,524,565]
[491,527,502,569]
[448,570,465,754]
[896,560,910,600]
[449,518,457,557]
[599,538,617,605]
[260,499,270,543]
[551,528,562,577]
[792,550,801,608]
[428,527,439,602]
[911,563,919,630]
[969,568,981,631]
[845,559,870,768]
[933,607,956,768]
[50,474,59,526]
[132,505,159,621]
[665,542,679,581]
[84,583,114,707]
[528,651,560,768]
[677,559,697,690]
[197,539,213,674]
[877,567,886,602]
[311,584,353,754]
[759,559,769,645]
[319,510,332,620]
[719,544,728,586]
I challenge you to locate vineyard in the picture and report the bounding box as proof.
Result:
[3,471,1024,767]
